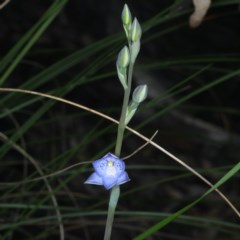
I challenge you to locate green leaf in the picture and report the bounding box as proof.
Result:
[133,161,240,240]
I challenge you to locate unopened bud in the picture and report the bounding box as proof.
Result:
[132,85,148,103]
[117,46,130,68]
[122,4,132,26]
[131,18,142,42]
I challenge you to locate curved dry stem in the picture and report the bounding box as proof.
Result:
[0,130,157,185]
[122,130,158,160]
[0,87,239,218]
[0,161,92,186]
[0,131,158,186]
[0,131,155,185]
[0,0,10,10]
[0,132,65,240]
[3,108,29,186]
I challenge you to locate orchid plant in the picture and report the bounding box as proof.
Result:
[84,4,146,240]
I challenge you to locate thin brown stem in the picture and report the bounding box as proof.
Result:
[0,132,65,240]
[0,87,239,218]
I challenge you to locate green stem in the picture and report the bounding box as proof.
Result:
[103,186,120,240]
[115,46,134,156]
[103,44,135,240]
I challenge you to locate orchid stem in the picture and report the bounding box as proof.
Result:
[103,44,134,240]
[115,45,134,156]
[103,185,120,240]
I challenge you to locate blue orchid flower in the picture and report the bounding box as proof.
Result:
[85,153,130,190]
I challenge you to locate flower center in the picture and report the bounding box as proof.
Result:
[106,161,116,176]
[107,161,114,167]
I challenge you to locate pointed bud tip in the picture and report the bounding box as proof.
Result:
[122,4,132,26]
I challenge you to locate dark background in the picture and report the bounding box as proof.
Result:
[0,0,240,239]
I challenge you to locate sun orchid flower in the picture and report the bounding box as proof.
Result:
[84,153,130,190]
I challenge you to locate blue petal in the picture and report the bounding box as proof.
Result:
[114,159,125,176]
[84,172,103,185]
[93,159,108,177]
[102,176,118,190]
[103,153,118,160]
[104,153,123,164]
[117,171,130,185]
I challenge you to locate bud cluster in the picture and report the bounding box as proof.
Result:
[117,4,147,124]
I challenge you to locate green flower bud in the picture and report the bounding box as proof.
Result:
[125,101,138,124]
[116,64,127,90]
[131,18,142,42]
[122,4,132,26]
[132,85,148,103]
[117,46,130,68]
